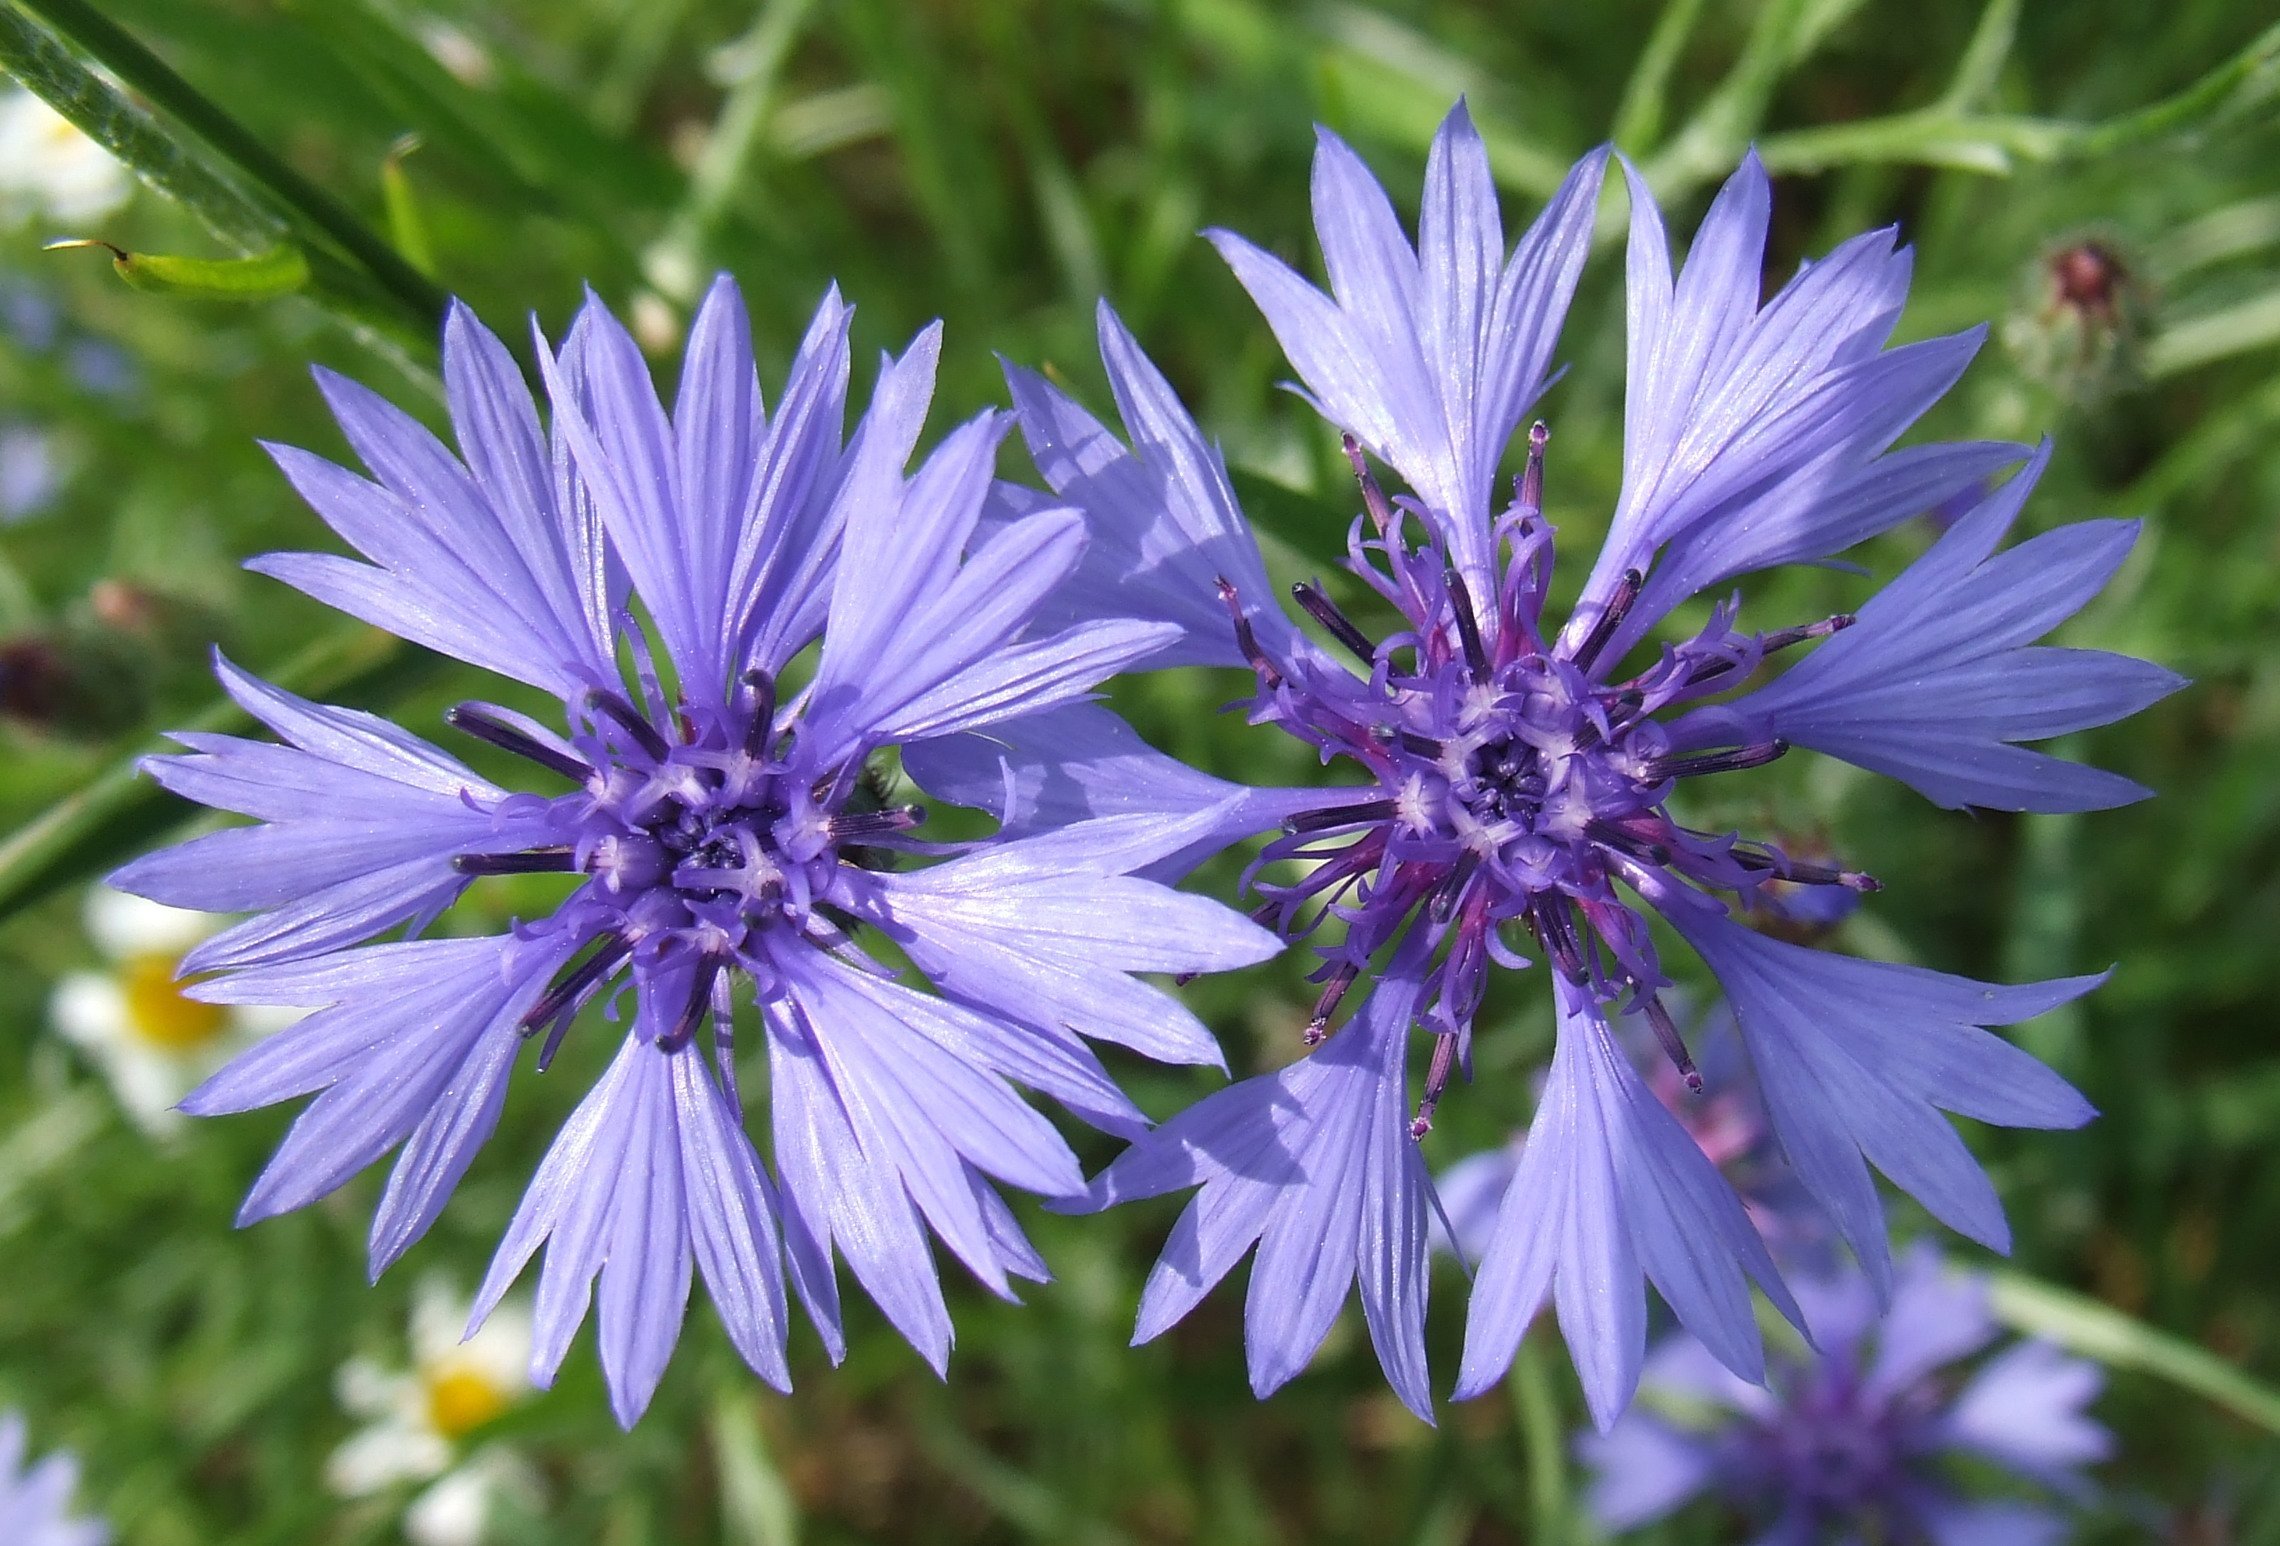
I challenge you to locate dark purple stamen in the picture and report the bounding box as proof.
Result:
[1292,581,1378,666]
[1736,847,1882,892]
[1396,729,1446,759]
[1572,689,1646,754]
[1286,798,1399,834]
[1431,851,1482,922]
[1760,614,1856,654]
[524,931,633,1071]
[658,954,726,1054]
[740,668,777,758]
[452,847,576,876]
[1568,568,1645,674]
[1446,569,1489,679]
[1643,740,1790,782]
[588,689,671,762]
[1305,961,1360,1045]
[1643,993,1703,1093]
[446,704,593,783]
[825,804,925,842]
[1585,818,1671,867]
[1411,1032,1460,1139]
[1516,421,1548,514]
[1532,899,1590,984]
[1342,434,1396,535]
[1216,576,1282,687]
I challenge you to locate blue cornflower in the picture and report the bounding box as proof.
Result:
[926,103,2182,1422]
[1582,1244,2111,1544]
[113,279,1279,1424]
[0,1411,108,1546]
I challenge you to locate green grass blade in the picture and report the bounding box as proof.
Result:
[1611,0,1708,153]
[1990,1271,2280,1437]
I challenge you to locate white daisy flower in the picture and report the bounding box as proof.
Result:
[49,887,296,1133]
[328,1276,540,1546]
[0,89,129,227]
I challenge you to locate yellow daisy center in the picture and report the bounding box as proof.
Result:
[425,1365,513,1442]
[120,953,228,1052]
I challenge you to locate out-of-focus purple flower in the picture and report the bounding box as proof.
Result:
[1581,1243,2112,1544]
[113,278,1279,1425]
[965,101,2181,1424]
[0,421,64,522]
[0,1411,108,1546]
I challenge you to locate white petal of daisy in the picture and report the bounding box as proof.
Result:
[326,1420,451,1495]
[0,88,131,225]
[84,886,216,961]
[406,1449,540,1546]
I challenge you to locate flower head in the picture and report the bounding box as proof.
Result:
[1582,1244,2111,1544]
[115,277,1279,1423]
[0,1410,108,1546]
[328,1276,539,1546]
[992,103,2180,1420]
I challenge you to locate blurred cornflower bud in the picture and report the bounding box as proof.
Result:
[328,1276,541,1546]
[2004,237,2152,404]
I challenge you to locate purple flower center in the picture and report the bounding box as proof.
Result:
[1735,1358,1942,1533]
[1229,427,1875,1132]
[447,670,915,1068]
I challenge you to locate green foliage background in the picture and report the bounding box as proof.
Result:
[2,0,2277,1540]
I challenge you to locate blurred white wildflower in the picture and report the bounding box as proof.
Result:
[0,89,129,226]
[49,887,296,1132]
[328,1276,541,1546]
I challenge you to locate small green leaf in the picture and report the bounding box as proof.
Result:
[1990,1271,2280,1436]
[44,238,310,301]
[380,134,437,277]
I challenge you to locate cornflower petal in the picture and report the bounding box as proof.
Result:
[870,808,1283,1073]
[1080,968,1436,1421]
[116,656,550,973]
[0,1411,109,1546]
[997,303,1292,667]
[1669,910,2096,1294]
[1687,442,2186,811]
[1455,979,1801,1424]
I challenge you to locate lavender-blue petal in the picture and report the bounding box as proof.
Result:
[1577,1411,1720,1530]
